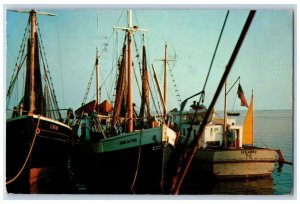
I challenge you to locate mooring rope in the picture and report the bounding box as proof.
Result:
[130,129,143,193]
[6,115,42,185]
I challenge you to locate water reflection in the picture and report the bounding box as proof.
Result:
[211,177,274,195]
[180,174,274,195]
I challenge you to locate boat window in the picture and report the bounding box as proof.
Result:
[210,128,213,136]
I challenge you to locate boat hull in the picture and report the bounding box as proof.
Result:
[71,127,177,194]
[6,115,73,193]
[189,147,277,179]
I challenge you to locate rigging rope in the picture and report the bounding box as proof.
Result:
[226,76,240,114]
[132,32,160,117]
[86,10,125,103]
[55,16,65,108]
[6,115,41,185]
[6,19,30,105]
[201,10,230,100]
[183,10,230,145]
[132,12,161,116]
[168,62,182,106]
[132,34,142,97]
[36,19,62,120]
[130,128,143,193]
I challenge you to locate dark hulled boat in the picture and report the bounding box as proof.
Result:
[6,10,73,193]
[70,10,178,194]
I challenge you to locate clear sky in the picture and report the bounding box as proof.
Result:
[5,7,293,116]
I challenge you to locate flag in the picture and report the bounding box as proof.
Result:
[237,83,249,108]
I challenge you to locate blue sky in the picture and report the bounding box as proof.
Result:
[5,8,293,115]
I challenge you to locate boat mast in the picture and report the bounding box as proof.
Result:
[152,64,166,115]
[223,79,228,148]
[127,10,134,132]
[113,10,148,133]
[156,42,175,120]
[96,48,99,112]
[96,17,100,112]
[163,42,168,116]
[29,10,37,114]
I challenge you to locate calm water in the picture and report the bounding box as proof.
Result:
[254,110,293,195]
[222,110,294,195]
[15,110,293,196]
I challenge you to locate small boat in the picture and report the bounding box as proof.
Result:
[172,92,278,179]
[170,73,285,181]
[70,10,177,194]
[227,112,240,116]
[6,10,73,193]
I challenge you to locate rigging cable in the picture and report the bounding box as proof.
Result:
[36,20,62,120]
[132,34,142,97]
[168,61,182,106]
[55,15,65,108]
[88,10,125,102]
[132,31,160,116]
[6,19,30,105]
[225,76,240,114]
[134,11,161,116]
[183,10,230,145]
[109,30,119,101]
[201,10,230,100]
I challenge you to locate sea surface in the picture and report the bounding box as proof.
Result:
[6,110,294,197]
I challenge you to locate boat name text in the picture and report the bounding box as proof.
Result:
[50,124,59,131]
[120,138,137,145]
[241,150,256,159]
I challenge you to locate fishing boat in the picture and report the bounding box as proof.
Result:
[6,10,73,193]
[168,11,291,194]
[171,90,278,179]
[70,10,177,194]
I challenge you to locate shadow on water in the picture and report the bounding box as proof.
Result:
[12,163,276,195]
[179,171,274,195]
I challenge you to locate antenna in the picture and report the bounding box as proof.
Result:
[97,16,100,51]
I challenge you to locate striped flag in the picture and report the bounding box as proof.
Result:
[237,83,249,108]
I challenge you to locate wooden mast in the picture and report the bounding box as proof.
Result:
[96,48,99,112]
[95,16,100,113]
[155,42,175,120]
[113,10,148,133]
[95,16,100,112]
[29,10,37,114]
[9,9,56,115]
[152,64,166,115]
[163,42,168,114]
[127,10,133,132]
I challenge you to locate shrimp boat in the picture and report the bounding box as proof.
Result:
[171,90,278,179]
[70,10,177,194]
[6,10,73,193]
